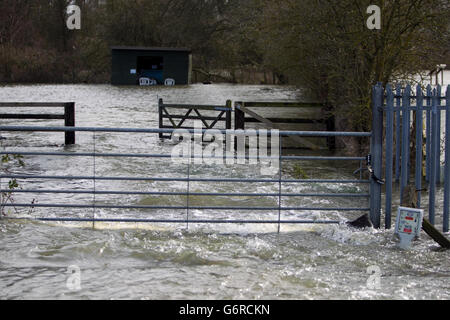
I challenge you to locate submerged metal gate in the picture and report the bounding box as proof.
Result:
[7,83,448,232]
[0,126,373,231]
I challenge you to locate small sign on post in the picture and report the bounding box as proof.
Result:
[395,207,424,249]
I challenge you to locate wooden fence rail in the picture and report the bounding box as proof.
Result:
[158,99,232,139]
[234,101,335,150]
[0,102,75,144]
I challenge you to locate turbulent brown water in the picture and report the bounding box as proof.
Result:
[0,84,449,300]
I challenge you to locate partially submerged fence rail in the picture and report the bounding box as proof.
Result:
[158,99,232,139]
[373,83,450,232]
[0,102,76,144]
[0,126,372,230]
[234,101,335,150]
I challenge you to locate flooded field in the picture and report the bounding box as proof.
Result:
[0,84,449,300]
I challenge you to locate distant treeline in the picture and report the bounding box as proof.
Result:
[1,0,449,133]
[0,0,277,84]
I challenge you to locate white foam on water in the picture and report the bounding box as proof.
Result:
[318,224,382,246]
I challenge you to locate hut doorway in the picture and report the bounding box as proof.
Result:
[137,56,164,84]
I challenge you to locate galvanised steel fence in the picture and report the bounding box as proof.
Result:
[0,126,373,231]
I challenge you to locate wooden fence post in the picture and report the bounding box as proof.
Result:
[226,100,232,130]
[234,102,245,151]
[234,102,245,130]
[64,102,75,145]
[158,98,164,139]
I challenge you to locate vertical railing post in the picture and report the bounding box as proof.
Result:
[444,85,450,233]
[436,86,442,184]
[429,89,438,225]
[370,83,383,229]
[395,84,402,182]
[400,85,411,204]
[385,85,394,229]
[415,85,424,208]
[64,102,75,145]
[278,134,282,234]
[186,154,191,231]
[426,85,432,182]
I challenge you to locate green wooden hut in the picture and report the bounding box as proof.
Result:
[111,46,192,85]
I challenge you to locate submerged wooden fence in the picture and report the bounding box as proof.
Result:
[158,99,335,150]
[373,83,450,232]
[158,99,232,139]
[0,102,76,144]
[234,101,335,150]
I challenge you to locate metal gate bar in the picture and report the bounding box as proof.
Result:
[0,175,369,184]
[1,203,369,211]
[3,216,341,225]
[0,190,370,197]
[1,126,372,229]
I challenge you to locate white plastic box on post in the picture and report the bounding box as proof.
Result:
[395,207,424,250]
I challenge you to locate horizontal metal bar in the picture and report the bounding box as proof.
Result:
[0,151,173,159]
[2,203,370,211]
[0,189,370,198]
[381,105,447,111]
[0,151,366,162]
[0,150,278,160]
[390,96,447,99]
[0,114,65,120]
[0,126,372,137]
[0,175,371,184]
[1,216,341,224]
[0,102,70,107]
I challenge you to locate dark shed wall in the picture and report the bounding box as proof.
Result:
[111,48,191,85]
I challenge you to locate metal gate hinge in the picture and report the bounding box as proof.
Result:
[367,154,385,185]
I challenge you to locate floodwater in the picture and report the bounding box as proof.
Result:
[0,84,449,300]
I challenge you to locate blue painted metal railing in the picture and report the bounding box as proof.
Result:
[375,84,450,232]
[0,126,372,230]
